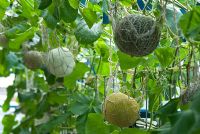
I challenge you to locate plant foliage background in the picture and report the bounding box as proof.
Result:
[0,0,200,134]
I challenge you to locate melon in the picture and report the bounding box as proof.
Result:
[45,47,75,77]
[114,14,161,57]
[23,50,44,70]
[103,92,140,127]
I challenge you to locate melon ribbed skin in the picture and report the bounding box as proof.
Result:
[103,92,140,127]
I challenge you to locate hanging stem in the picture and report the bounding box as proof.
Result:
[186,46,193,87]
[169,46,179,100]
[89,51,96,74]
[103,76,107,101]
[95,75,99,100]
[132,68,137,90]
[96,56,102,74]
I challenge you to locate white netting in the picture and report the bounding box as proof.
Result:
[45,47,75,77]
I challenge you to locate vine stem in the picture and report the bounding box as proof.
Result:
[186,45,193,87]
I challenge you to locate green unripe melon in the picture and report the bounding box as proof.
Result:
[45,47,75,77]
[103,92,140,127]
[74,20,102,44]
[23,50,44,70]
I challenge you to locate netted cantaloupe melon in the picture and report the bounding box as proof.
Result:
[114,14,161,57]
[103,92,140,127]
[23,50,44,70]
[45,47,75,77]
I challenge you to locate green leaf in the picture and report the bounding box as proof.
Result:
[0,49,9,76]
[117,51,146,70]
[81,7,97,28]
[42,10,58,29]
[156,98,179,116]
[5,22,30,38]
[47,91,67,105]
[111,130,120,134]
[119,0,135,7]
[85,113,110,134]
[170,110,195,134]
[191,92,200,113]
[38,0,52,9]
[2,114,18,134]
[74,20,102,44]
[94,40,109,62]
[76,114,88,134]
[8,27,36,50]
[18,0,35,18]
[95,61,110,76]
[0,0,9,20]
[178,7,200,41]
[120,128,149,134]
[59,0,78,23]
[2,86,15,112]
[36,114,69,134]
[69,102,89,115]
[155,47,175,68]
[68,0,79,9]
[64,62,89,89]
[69,93,92,115]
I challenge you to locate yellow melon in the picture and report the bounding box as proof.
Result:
[103,92,140,127]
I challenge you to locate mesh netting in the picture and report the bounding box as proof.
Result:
[45,47,75,78]
[103,92,140,127]
[114,14,161,57]
[23,50,44,70]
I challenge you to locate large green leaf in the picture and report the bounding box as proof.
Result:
[47,91,67,105]
[76,114,88,134]
[8,27,36,50]
[5,22,31,39]
[69,93,98,115]
[156,98,179,116]
[81,6,97,28]
[94,40,109,62]
[36,114,69,134]
[69,102,89,115]
[38,0,52,9]
[64,62,89,89]
[0,0,9,20]
[170,110,195,134]
[74,20,102,44]
[68,0,79,9]
[155,47,175,68]
[59,0,78,23]
[0,49,9,76]
[18,0,35,18]
[117,51,146,70]
[85,113,110,134]
[2,114,18,134]
[2,86,15,112]
[42,9,58,29]
[95,61,110,76]
[120,128,149,134]
[178,7,200,41]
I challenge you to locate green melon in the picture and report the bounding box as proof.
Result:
[74,20,102,44]
[45,47,75,77]
[103,92,140,127]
